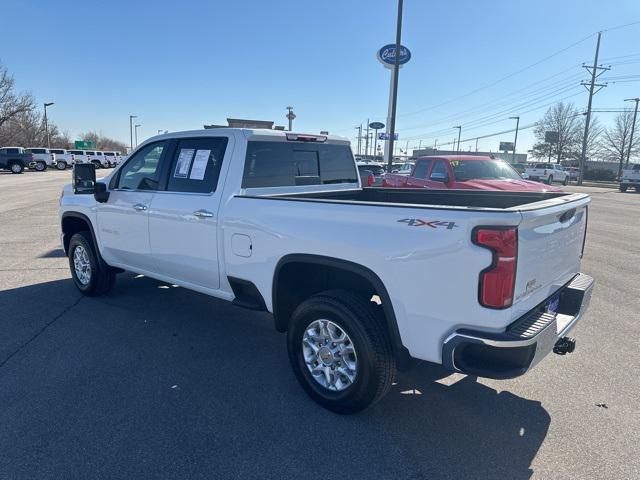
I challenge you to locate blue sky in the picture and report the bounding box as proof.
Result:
[2,0,639,154]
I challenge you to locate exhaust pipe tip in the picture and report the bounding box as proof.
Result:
[553,337,576,355]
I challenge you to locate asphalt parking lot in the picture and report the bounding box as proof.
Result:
[1,169,639,479]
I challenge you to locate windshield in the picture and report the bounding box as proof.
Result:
[452,159,521,181]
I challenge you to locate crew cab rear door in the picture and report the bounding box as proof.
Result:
[511,195,590,316]
[148,135,233,290]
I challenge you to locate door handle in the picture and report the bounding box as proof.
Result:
[133,203,147,211]
[193,209,214,218]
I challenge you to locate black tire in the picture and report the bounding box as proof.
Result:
[287,290,396,414]
[92,160,101,169]
[9,162,24,174]
[546,175,553,185]
[68,231,116,296]
[34,161,46,172]
[56,161,67,170]
[620,185,628,192]
[562,176,569,186]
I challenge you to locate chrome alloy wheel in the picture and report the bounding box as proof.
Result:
[10,163,22,173]
[302,319,357,392]
[73,245,92,285]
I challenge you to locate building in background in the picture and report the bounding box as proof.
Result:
[411,148,527,163]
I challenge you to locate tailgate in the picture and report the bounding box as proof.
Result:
[512,194,590,314]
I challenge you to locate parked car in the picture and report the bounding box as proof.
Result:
[620,164,640,192]
[49,149,73,170]
[0,146,33,174]
[59,128,593,413]
[512,163,527,174]
[383,155,563,192]
[356,162,384,186]
[564,167,580,181]
[86,151,108,168]
[525,163,569,185]
[68,150,89,164]
[102,151,120,167]
[25,147,56,171]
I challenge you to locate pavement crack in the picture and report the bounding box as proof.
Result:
[0,295,84,369]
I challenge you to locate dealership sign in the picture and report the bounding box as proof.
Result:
[499,142,515,151]
[369,121,385,130]
[378,132,398,140]
[376,44,411,69]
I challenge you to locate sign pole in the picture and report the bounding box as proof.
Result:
[385,0,403,173]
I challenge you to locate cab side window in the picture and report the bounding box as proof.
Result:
[431,160,448,177]
[115,142,166,191]
[166,137,228,193]
[412,160,432,179]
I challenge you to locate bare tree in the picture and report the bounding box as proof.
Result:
[0,62,35,130]
[79,130,127,152]
[530,102,583,163]
[601,109,640,176]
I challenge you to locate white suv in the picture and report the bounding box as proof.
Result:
[49,149,73,170]
[25,148,56,171]
[68,150,89,164]
[525,163,569,185]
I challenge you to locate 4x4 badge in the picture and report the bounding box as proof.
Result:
[398,219,458,229]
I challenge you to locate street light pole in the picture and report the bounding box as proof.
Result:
[385,0,404,173]
[286,106,294,131]
[453,126,462,153]
[44,102,54,149]
[129,115,137,151]
[625,98,639,167]
[509,116,520,163]
[135,124,141,146]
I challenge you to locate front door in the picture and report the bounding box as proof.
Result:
[148,136,232,290]
[97,141,168,273]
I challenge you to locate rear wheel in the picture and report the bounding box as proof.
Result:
[68,231,116,296]
[287,290,396,414]
[562,176,568,186]
[56,161,67,170]
[92,160,101,169]
[9,162,24,174]
[546,175,554,185]
[620,184,628,192]
[34,161,46,171]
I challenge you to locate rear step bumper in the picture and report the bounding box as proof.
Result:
[442,273,594,379]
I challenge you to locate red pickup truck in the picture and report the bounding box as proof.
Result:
[382,155,563,192]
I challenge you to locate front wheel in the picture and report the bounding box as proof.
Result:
[56,161,67,170]
[68,231,116,296]
[287,290,396,414]
[92,161,101,169]
[34,161,46,172]
[620,185,628,192]
[546,175,553,185]
[9,162,24,174]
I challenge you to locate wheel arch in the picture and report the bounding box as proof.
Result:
[61,211,99,256]
[272,254,411,369]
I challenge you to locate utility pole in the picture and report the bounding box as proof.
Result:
[135,124,141,146]
[510,116,520,163]
[434,139,438,150]
[43,102,54,149]
[475,138,479,152]
[129,115,137,151]
[453,126,462,153]
[364,119,370,159]
[385,0,403,172]
[578,32,609,185]
[625,97,639,167]
[355,125,362,156]
[286,106,295,131]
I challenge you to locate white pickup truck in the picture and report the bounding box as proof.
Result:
[525,162,569,186]
[620,164,640,192]
[25,147,56,171]
[59,128,594,413]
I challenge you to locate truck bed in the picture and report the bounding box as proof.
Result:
[245,187,581,210]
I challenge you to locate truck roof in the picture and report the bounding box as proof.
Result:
[416,155,501,162]
[147,128,350,145]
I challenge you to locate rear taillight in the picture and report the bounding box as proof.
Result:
[473,227,518,309]
[544,169,547,175]
[367,173,374,187]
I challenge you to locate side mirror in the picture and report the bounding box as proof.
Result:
[430,172,449,183]
[73,163,96,194]
[94,182,110,203]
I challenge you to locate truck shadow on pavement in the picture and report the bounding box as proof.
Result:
[0,274,549,480]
